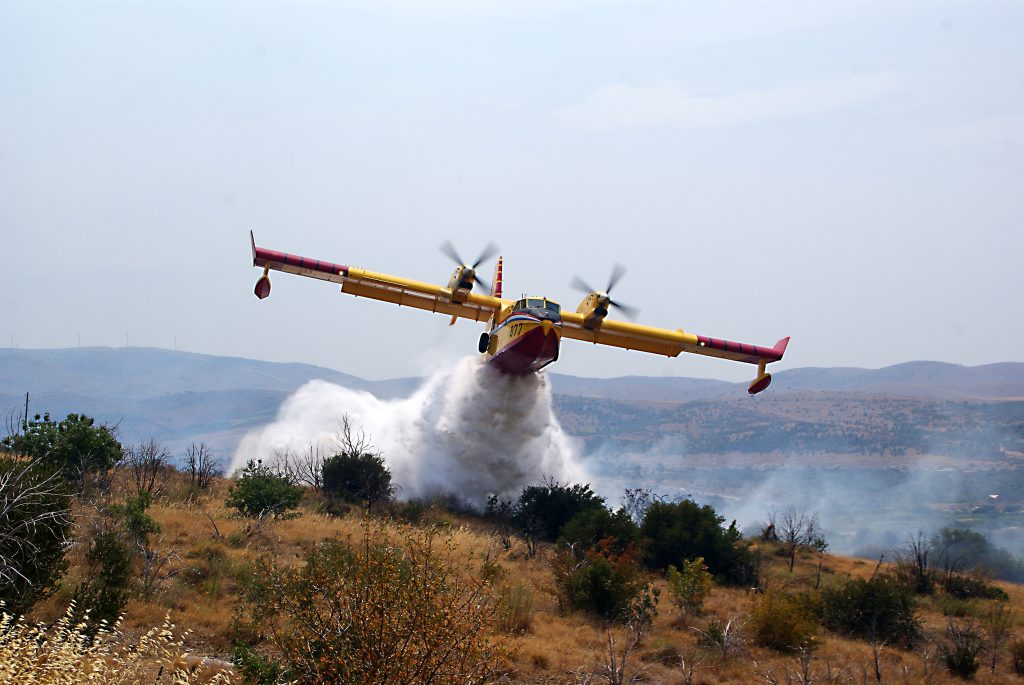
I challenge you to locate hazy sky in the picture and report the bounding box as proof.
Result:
[2,1,1021,381]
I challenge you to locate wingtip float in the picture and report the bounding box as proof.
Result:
[249,232,789,394]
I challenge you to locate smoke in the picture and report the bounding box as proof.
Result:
[232,356,586,504]
[586,444,1024,559]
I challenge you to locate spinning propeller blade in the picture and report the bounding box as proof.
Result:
[570,264,639,319]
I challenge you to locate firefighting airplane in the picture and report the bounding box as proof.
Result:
[250,233,789,394]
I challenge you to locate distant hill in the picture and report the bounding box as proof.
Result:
[2,347,1023,461]
[551,360,1024,402]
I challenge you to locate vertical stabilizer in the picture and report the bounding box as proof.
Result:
[491,257,503,298]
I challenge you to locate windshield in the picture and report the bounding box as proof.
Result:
[527,298,544,309]
[545,301,561,313]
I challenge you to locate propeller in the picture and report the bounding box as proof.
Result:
[570,264,640,319]
[440,240,499,291]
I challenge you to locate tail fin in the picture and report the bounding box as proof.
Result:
[491,257,503,298]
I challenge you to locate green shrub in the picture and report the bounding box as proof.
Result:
[937,595,979,618]
[235,522,509,684]
[666,556,713,616]
[558,506,639,556]
[941,620,982,680]
[321,451,394,509]
[71,530,132,633]
[514,479,605,546]
[553,546,657,623]
[821,576,921,648]
[942,574,1008,601]
[2,413,121,486]
[109,491,160,545]
[0,458,72,615]
[226,460,303,519]
[640,499,758,586]
[750,591,820,652]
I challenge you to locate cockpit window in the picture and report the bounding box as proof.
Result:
[546,301,561,313]
[528,298,543,309]
[513,300,525,311]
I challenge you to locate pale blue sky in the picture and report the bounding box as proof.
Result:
[2,1,1021,380]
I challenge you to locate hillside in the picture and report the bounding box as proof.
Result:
[20,469,1024,685]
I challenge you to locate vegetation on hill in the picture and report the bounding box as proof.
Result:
[1,410,1023,683]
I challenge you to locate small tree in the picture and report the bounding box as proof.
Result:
[122,438,171,498]
[0,458,72,614]
[895,530,935,595]
[771,507,820,573]
[184,442,220,490]
[666,556,713,618]
[620,488,661,525]
[226,460,304,519]
[322,451,394,510]
[2,413,122,488]
[275,443,326,492]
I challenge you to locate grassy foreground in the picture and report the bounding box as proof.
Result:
[17,469,1024,684]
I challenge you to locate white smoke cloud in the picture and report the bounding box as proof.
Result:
[232,356,586,504]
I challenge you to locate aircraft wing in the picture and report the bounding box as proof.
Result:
[251,232,504,323]
[559,311,789,366]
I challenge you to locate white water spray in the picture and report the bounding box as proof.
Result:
[232,356,586,504]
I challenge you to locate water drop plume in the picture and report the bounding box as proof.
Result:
[232,356,586,505]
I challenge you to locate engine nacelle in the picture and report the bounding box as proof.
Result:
[446,266,476,303]
[576,293,610,330]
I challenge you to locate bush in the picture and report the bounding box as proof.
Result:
[666,556,713,616]
[640,499,758,586]
[1010,638,1024,676]
[321,451,394,509]
[2,413,122,486]
[70,531,132,633]
[110,491,161,545]
[514,479,605,545]
[557,506,639,556]
[942,620,982,680]
[750,591,820,652]
[821,575,921,648]
[226,460,304,519]
[942,574,1008,601]
[553,545,657,623]
[0,458,72,615]
[235,522,509,684]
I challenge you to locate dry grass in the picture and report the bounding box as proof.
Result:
[0,603,232,684]
[15,468,1024,684]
